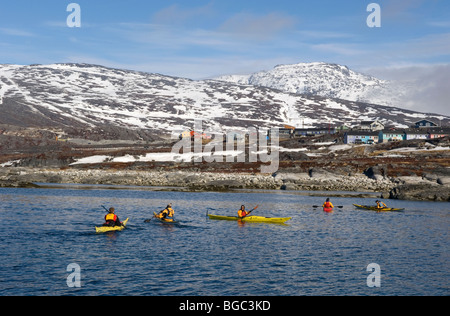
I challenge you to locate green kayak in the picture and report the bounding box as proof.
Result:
[208,214,292,224]
[353,204,405,212]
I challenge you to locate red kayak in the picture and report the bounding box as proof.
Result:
[323,207,334,213]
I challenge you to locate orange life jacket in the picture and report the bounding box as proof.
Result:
[323,202,333,208]
[159,208,174,218]
[238,210,249,218]
[105,213,117,222]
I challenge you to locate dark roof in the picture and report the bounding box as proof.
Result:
[360,120,384,125]
[404,129,429,135]
[380,129,404,134]
[345,131,379,136]
[428,127,450,134]
[415,119,437,124]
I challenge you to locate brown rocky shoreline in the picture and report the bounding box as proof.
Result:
[1,135,449,202]
[1,166,449,202]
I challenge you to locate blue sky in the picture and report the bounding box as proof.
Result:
[1,1,448,115]
[0,0,449,79]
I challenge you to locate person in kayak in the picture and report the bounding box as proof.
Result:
[103,207,123,227]
[375,200,387,209]
[156,204,175,220]
[237,205,250,218]
[322,198,334,212]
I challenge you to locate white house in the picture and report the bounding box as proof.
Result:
[359,120,385,131]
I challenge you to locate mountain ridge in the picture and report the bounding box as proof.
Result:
[214,61,414,108]
[0,63,448,141]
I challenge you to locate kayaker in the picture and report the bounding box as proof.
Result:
[322,198,334,212]
[156,203,175,219]
[103,207,123,227]
[375,200,387,209]
[237,205,250,218]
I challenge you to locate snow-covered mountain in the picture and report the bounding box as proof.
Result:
[215,62,412,107]
[0,63,447,140]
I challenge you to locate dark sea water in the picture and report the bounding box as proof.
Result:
[0,185,448,296]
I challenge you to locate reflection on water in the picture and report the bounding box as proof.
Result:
[0,186,448,296]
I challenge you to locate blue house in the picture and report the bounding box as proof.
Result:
[378,129,405,143]
[415,120,438,128]
[344,131,379,144]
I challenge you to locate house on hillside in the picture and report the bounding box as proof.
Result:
[415,120,438,128]
[181,131,191,139]
[293,127,336,137]
[359,120,385,131]
[404,129,429,141]
[428,127,450,139]
[344,131,379,144]
[180,130,212,140]
[335,124,351,133]
[278,128,295,139]
[378,129,405,143]
[227,130,246,143]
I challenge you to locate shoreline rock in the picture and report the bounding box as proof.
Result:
[389,184,450,202]
[1,167,448,202]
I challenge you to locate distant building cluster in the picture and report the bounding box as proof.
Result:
[277,119,449,145]
[344,120,450,144]
[177,120,449,145]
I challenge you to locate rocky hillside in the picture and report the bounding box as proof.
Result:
[1,63,448,142]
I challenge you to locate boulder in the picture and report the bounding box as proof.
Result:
[364,165,388,181]
[308,168,339,181]
[281,183,300,191]
[274,172,310,182]
[437,177,450,186]
[389,184,450,202]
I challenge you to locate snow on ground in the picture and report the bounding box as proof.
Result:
[387,146,450,153]
[328,144,352,151]
[0,160,21,167]
[70,155,111,165]
[69,150,249,165]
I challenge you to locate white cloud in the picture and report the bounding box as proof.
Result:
[0,28,34,37]
[366,64,450,116]
[296,30,354,40]
[311,43,367,56]
[219,12,297,41]
[152,2,216,26]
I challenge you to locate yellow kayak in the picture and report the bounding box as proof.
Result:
[153,212,177,223]
[353,204,405,212]
[95,218,129,233]
[208,214,291,224]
